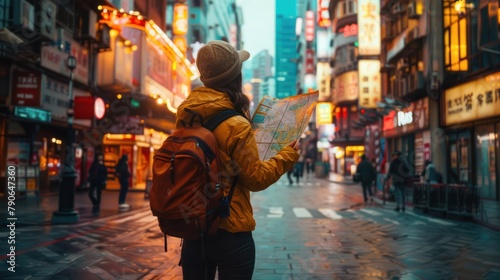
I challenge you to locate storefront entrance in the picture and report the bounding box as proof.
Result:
[447,130,472,185]
[475,124,499,200]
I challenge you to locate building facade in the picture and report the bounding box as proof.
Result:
[0,0,195,197]
[275,0,298,99]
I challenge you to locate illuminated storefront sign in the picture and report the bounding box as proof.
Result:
[333,71,358,103]
[316,62,331,101]
[444,72,500,125]
[316,102,333,125]
[305,10,315,42]
[383,98,429,137]
[339,24,358,37]
[12,70,41,106]
[305,49,315,74]
[14,106,51,123]
[358,60,381,108]
[357,0,381,55]
[317,0,331,28]
[173,4,188,35]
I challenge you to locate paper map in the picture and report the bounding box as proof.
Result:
[252,91,319,160]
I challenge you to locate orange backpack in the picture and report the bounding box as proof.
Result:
[150,109,239,249]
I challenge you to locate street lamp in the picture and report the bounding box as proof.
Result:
[52,55,79,224]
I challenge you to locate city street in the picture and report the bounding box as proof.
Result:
[1,175,500,279]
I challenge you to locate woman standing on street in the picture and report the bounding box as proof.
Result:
[88,152,107,213]
[176,40,299,280]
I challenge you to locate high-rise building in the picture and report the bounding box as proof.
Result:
[250,50,274,111]
[275,0,298,99]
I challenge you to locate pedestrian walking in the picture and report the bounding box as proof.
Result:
[287,151,305,184]
[384,151,413,213]
[356,154,376,202]
[88,152,107,213]
[421,160,441,184]
[175,40,299,280]
[115,154,131,210]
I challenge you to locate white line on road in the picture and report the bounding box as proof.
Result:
[360,209,383,216]
[293,207,313,218]
[37,247,60,258]
[405,211,455,226]
[384,218,400,225]
[318,209,343,220]
[267,207,284,218]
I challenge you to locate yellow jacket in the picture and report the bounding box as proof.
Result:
[175,87,299,233]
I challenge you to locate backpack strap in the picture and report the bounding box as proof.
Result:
[203,109,241,131]
[204,109,240,201]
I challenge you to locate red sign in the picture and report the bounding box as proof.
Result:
[339,24,358,37]
[12,70,41,106]
[74,96,94,119]
[305,49,315,74]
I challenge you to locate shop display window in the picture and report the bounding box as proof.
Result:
[475,124,497,199]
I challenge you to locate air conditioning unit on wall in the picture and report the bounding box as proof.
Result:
[39,0,58,42]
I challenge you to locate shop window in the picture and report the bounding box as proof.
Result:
[448,130,472,184]
[476,124,497,199]
[336,0,357,18]
[443,0,469,71]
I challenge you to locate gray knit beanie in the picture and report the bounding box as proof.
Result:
[197,40,250,88]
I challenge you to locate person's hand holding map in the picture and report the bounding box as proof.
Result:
[252,91,319,160]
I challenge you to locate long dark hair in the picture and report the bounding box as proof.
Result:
[212,74,251,120]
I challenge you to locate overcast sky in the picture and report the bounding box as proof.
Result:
[237,0,276,59]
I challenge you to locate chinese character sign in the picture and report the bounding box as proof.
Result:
[358,0,381,56]
[445,72,500,125]
[358,60,381,109]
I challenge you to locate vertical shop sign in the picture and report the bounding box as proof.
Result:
[357,0,381,55]
[317,0,331,28]
[305,49,315,74]
[305,10,315,42]
[358,60,381,108]
[12,70,41,106]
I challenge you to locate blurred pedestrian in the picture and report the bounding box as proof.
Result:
[422,160,439,184]
[356,154,376,202]
[115,154,131,209]
[384,151,413,213]
[287,151,305,184]
[88,152,107,213]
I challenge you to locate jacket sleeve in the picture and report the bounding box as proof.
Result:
[223,117,299,192]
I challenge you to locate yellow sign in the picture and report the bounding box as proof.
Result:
[173,4,188,35]
[357,0,381,55]
[358,60,381,108]
[444,72,500,125]
[316,102,333,125]
[333,71,358,104]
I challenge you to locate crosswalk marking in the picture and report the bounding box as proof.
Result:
[360,209,382,216]
[384,218,400,225]
[267,207,284,218]
[293,207,313,218]
[318,208,343,220]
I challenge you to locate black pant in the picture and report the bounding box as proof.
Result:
[181,230,255,280]
[361,181,373,202]
[118,177,129,204]
[88,183,103,208]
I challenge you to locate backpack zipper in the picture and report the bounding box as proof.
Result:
[167,136,216,162]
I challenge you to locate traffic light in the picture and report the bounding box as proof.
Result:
[354,41,359,47]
